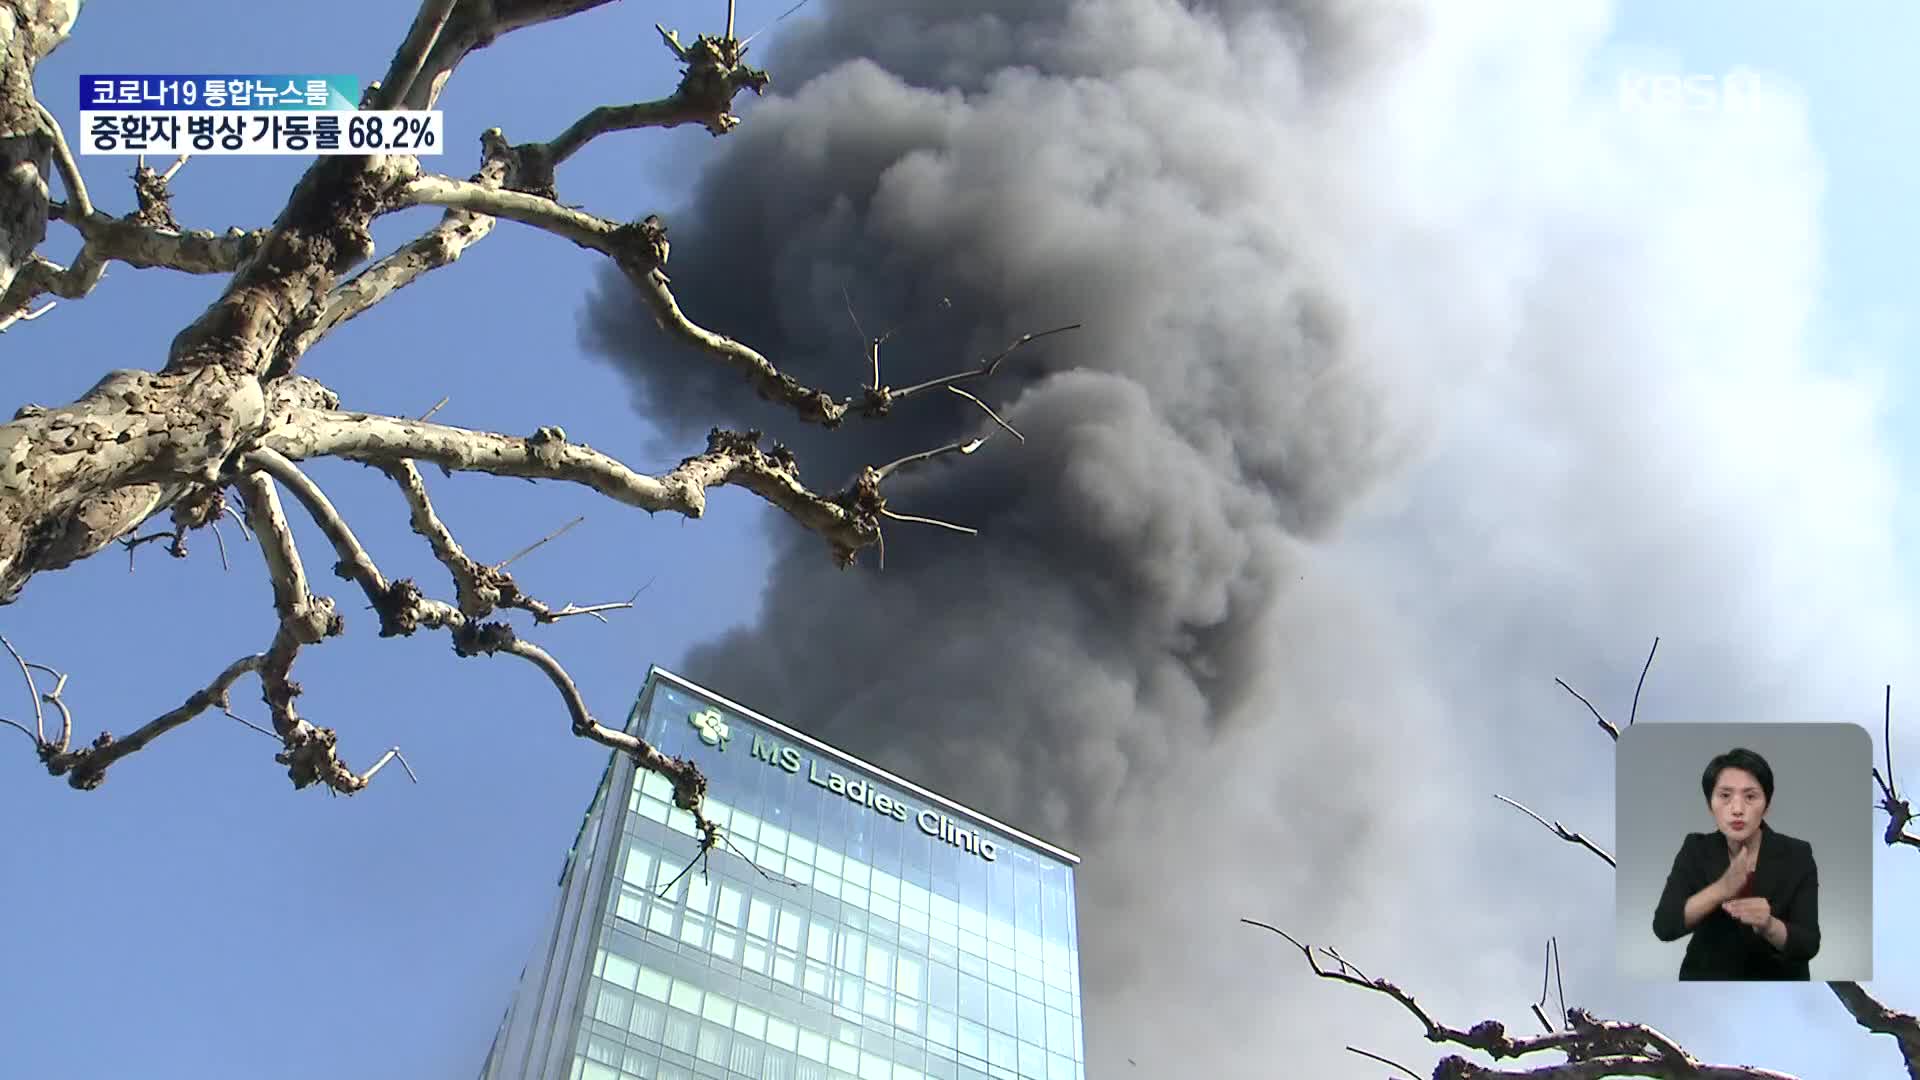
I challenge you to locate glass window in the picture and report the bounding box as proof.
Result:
[710,927,738,962]
[843,859,871,890]
[986,1030,1016,1072]
[761,822,789,854]
[837,931,865,974]
[987,985,1016,1034]
[1047,1053,1073,1080]
[894,996,924,1034]
[777,907,804,951]
[928,1007,957,1049]
[865,942,894,988]
[696,1022,732,1066]
[958,975,987,1024]
[646,903,675,937]
[734,1005,768,1042]
[604,952,640,991]
[743,941,769,976]
[928,962,958,1012]
[816,847,844,878]
[593,985,632,1028]
[636,966,671,1001]
[631,997,667,1042]
[829,1040,860,1074]
[836,972,863,1010]
[803,959,830,997]
[860,1051,892,1080]
[862,985,891,1021]
[732,812,760,843]
[774,950,798,986]
[790,837,818,867]
[1017,1041,1046,1080]
[679,913,709,949]
[957,1020,988,1061]
[616,886,647,926]
[663,1010,697,1054]
[625,848,655,887]
[685,875,713,916]
[767,1017,801,1052]
[1018,997,1046,1047]
[748,897,775,940]
[667,979,703,1015]
[807,917,834,962]
[798,1030,830,1063]
[897,953,927,1002]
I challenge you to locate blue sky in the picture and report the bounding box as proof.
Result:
[1,2,1916,1078]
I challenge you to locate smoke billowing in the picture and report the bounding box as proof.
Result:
[582,0,1916,1074]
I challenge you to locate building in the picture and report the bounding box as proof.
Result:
[477,667,1087,1080]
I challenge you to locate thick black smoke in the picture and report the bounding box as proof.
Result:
[582,0,1917,1074]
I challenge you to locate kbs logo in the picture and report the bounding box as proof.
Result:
[1616,68,1795,115]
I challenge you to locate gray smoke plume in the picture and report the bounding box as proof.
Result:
[582,0,1917,1075]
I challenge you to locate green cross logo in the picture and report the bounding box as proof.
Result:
[688,707,730,750]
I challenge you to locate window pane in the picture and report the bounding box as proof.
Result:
[604,953,639,990]
[778,907,804,951]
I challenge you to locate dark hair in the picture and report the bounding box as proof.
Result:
[1701,747,1774,807]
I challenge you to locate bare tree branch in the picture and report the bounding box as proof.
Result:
[1828,982,1920,1080]
[1242,919,1800,1080]
[261,411,882,563]
[375,0,461,110]
[1492,794,1616,867]
[20,652,267,789]
[398,176,1080,428]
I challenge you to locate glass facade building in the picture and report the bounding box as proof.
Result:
[478,667,1086,1080]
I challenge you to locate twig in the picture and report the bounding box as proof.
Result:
[1535,937,1567,1032]
[0,300,56,331]
[219,501,253,542]
[884,324,1081,402]
[880,509,978,536]
[1345,1047,1421,1080]
[948,386,1025,442]
[210,520,231,570]
[1493,794,1615,867]
[120,530,175,572]
[740,0,813,47]
[495,515,584,569]
[1628,637,1659,727]
[160,155,190,183]
[873,437,987,482]
[2,635,46,743]
[1553,677,1617,742]
[223,708,280,740]
[360,747,420,785]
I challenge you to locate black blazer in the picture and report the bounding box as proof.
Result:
[1651,822,1820,980]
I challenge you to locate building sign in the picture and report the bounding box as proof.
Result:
[688,707,731,750]
[720,727,997,862]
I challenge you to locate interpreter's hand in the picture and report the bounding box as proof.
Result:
[1712,841,1758,903]
[1721,896,1772,931]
